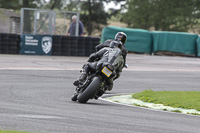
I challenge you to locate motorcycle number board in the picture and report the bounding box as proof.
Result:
[102,67,112,77]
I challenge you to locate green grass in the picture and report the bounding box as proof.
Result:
[0,130,31,133]
[171,110,182,113]
[132,90,200,111]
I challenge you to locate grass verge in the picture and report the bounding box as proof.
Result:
[132,90,200,111]
[0,130,31,133]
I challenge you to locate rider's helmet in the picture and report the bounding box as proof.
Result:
[115,32,127,45]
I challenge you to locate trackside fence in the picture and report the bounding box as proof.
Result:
[0,33,100,56]
[1,26,200,57]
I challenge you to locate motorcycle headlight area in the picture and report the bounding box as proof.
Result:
[101,67,112,77]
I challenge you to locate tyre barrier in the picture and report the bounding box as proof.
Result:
[61,36,70,56]
[69,36,78,56]
[0,33,100,56]
[92,37,101,52]
[0,33,20,54]
[52,35,100,57]
[85,37,93,56]
[77,36,85,56]
[52,35,62,56]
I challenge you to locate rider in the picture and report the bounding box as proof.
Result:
[95,32,128,67]
[73,32,127,92]
[73,46,124,91]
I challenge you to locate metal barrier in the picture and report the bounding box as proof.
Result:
[19,8,81,55]
[20,8,79,36]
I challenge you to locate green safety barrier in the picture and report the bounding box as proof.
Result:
[101,26,152,54]
[152,31,198,56]
[196,36,200,57]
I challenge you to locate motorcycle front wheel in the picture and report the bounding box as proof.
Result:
[77,76,102,103]
[71,93,78,101]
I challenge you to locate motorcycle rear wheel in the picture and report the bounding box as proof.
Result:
[77,76,102,103]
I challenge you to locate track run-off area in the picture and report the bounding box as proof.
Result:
[0,54,200,133]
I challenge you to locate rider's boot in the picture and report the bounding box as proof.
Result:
[107,85,113,91]
[94,90,105,100]
[73,72,87,86]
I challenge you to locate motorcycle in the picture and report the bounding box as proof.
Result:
[71,62,115,103]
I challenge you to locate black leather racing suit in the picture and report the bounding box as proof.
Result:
[95,39,127,67]
[82,47,124,91]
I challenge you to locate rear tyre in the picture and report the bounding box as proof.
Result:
[77,77,102,103]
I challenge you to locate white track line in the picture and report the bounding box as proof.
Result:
[16,114,64,119]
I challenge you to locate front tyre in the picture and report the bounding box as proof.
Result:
[77,77,102,103]
[71,93,78,101]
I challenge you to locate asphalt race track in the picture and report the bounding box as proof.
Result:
[0,54,200,133]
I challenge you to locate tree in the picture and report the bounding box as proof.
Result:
[122,0,153,29]
[0,0,127,35]
[80,0,108,35]
[0,0,40,10]
[122,0,200,32]
[63,0,127,35]
[0,0,21,10]
[0,0,39,33]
